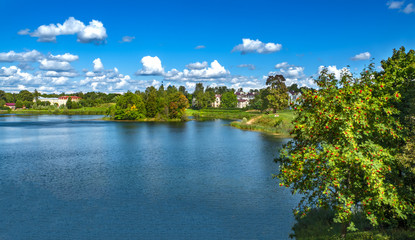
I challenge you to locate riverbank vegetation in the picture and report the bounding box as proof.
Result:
[276,47,415,238]
[106,86,189,121]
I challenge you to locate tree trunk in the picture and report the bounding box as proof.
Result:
[341,221,349,238]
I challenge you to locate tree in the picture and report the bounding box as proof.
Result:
[179,86,187,95]
[168,92,189,119]
[288,83,300,93]
[17,90,33,102]
[221,92,237,108]
[266,75,289,112]
[66,97,73,109]
[113,91,146,120]
[275,65,414,237]
[144,86,158,118]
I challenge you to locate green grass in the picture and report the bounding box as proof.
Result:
[230,110,295,136]
[186,108,260,120]
[1,106,109,115]
[291,208,415,240]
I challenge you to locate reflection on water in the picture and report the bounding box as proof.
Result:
[0,115,298,239]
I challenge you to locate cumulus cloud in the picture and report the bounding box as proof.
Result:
[48,53,79,62]
[136,56,164,75]
[93,58,104,72]
[351,52,371,61]
[19,17,107,44]
[275,62,294,69]
[0,50,43,62]
[267,62,316,88]
[195,45,206,49]
[387,1,405,9]
[318,65,350,80]
[0,65,74,92]
[186,61,208,70]
[39,59,73,71]
[44,71,78,78]
[120,36,135,43]
[237,64,256,70]
[164,60,230,82]
[403,3,415,13]
[232,38,282,54]
[230,75,265,90]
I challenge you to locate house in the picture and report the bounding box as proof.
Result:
[4,103,15,110]
[237,99,248,108]
[288,91,302,106]
[35,96,82,106]
[212,94,221,108]
[235,91,258,108]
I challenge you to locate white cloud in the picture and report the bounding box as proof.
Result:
[120,36,135,43]
[136,56,164,75]
[44,71,78,78]
[237,64,256,70]
[267,62,316,88]
[318,65,350,80]
[403,3,415,13]
[48,53,79,62]
[387,1,405,9]
[186,61,208,70]
[39,59,72,71]
[20,17,107,44]
[230,75,265,91]
[232,38,282,54]
[275,62,293,69]
[77,20,107,44]
[195,45,206,49]
[351,52,371,61]
[0,50,43,62]
[93,58,104,72]
[164,60,229,81]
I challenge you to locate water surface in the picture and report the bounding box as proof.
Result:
[0,115,298,239]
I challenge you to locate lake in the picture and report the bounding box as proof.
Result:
[0,115,298,240]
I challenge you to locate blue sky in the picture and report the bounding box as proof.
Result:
[0,0,414,93]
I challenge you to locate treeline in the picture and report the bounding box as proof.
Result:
[0,90,121,110]
[107,85,189,120]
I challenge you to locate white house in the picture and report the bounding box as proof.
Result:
[212,94,221,108]
[235,91,258,108]
[35,96,82,106]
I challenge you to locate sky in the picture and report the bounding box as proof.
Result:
[0,0,414,94]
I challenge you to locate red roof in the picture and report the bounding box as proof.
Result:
[5,103,15,106]
[59,96,82,100]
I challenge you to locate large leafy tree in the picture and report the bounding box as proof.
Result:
[168,92,189,119]
[144,86,159,118]
[266,75,289,112]
[275,63,414,235]
[221,92,237,108]
[113,91,146,120]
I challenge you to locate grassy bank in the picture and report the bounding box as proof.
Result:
[230,110,295,136]
[186,108,260,120]
[292,208,415,240]
[0,106,108,115]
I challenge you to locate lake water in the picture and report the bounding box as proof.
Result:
[0,115,298,240]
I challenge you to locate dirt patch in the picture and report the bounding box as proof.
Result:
[246,115,262,125]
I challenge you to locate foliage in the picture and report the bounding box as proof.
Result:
[266,74,289,112]
[66,97,73,109]
[221,92,237,108]
[113,91,146,120]
[275,62,414,236]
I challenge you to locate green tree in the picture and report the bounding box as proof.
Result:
[17,90,34,102]
[144,86,159,118]
[266,75,289,112]
[275,65,413,236]
[221,92,237,108]
[66,97,73,109]
[15,100,23,108]
[113,91,146,120]
[168,92,189,119]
